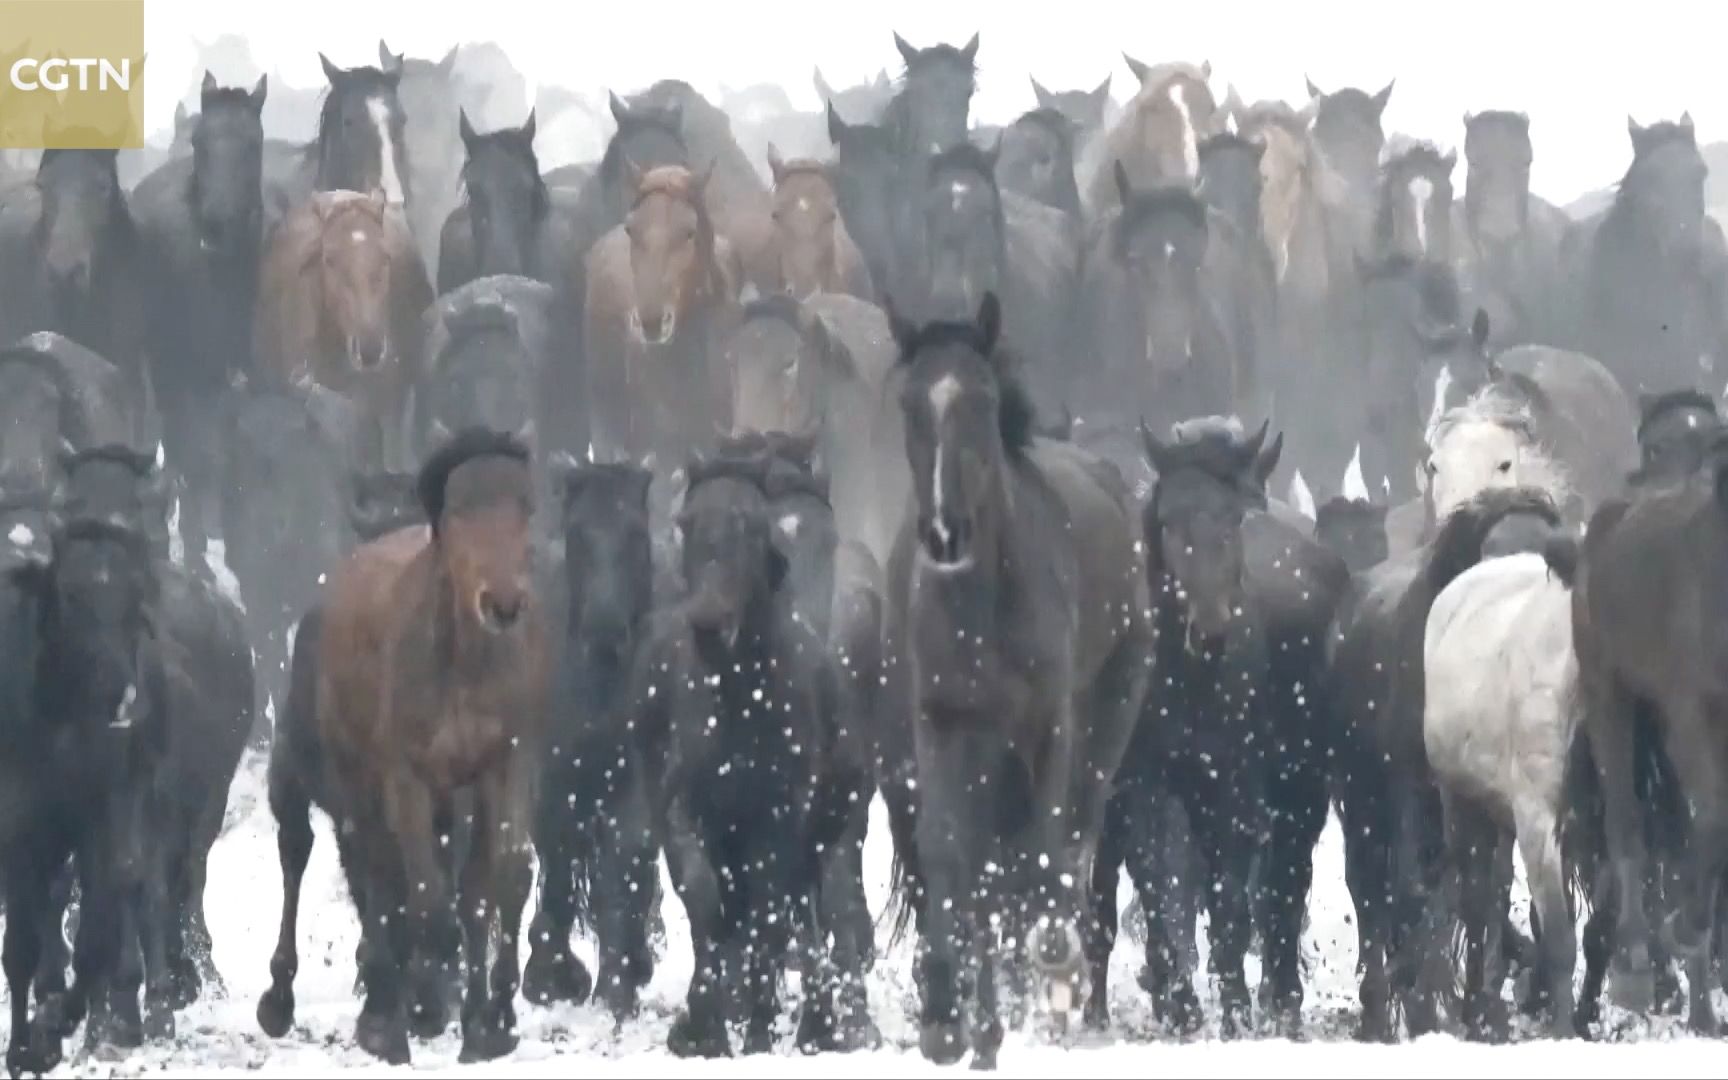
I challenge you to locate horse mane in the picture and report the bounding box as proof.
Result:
[347,470,423,541]
[771,157,831,185]
[1126,61,1207,98]
[1423,485,1562,595]
[415,427,530,531]
[1013,107,1076,149]
[1638,387,1719,438]
[306,64,396,164]
[1200,131,1261,159]
[686,433,829,505]
[633,164,705,205]
[460,124,548,213]
[62,443,156,477]
[1151,415,1267,492]
[1316,495,1388,527]
[1466,110,1529,135]
[929,142,1001,188]
[201,85,260,114]
[897,43,979,76]
[1618,121,1699,189]
[1362,253,1463,317]
[1380,137,1451,174]
[1240,100,1306,136]
[740,293,807,331]
[893,315,1035,457]
[558,459,652,503]
[36,149,135,239]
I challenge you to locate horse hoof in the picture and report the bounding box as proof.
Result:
[524,950,592,1006]
[408,995,450,1040]
[1083,995,1110,1032]
[1573,1000,1600,1038]
[458,1014,519,1064]
[1607,966,1655,1014]
[668,1010,730,1059]
[89,1008,144,1051]
[8,1034,61,1079]
[970,1044,999,1071]
[795,1004,837,1054]
[742,1024,775,1056]
[256,985,295,1038]
[1663,909,1711,960]
[144,1004,176,1043]
[920,1020,967,1065]
[1688,1010,1720,1038]
[34,994,76,1042]
[355,1011,410,1065]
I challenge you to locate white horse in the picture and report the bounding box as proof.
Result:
[1425,392,1572,524]
[1424,544,1580,1039]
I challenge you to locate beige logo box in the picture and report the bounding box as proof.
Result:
[0,0,144,150]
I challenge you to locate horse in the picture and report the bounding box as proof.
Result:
[1331,482,1570,1042]
[1564,114,1728,396]
[254,189,434,470]
[632,447,857,1056]
[0,455,175,1075]
[881,33,980,288]
[1425,392,1574,526]
[1569,431,1728,1034]
[417,274,560,457]
[306,50,411,209]
[1304,78,1394,242]
[1453,111,1570,349]
[1314,495,1391,573]
[1373,141,1455,265]
[524,459,659,1018]
[0,150,153,412]
[292,428,544,1064]
[1083,166,1236,435]
[1630,387,1721,485]
[1084,58,1217,210]
[997,108,1083,226]
[438,110,584,295]
[883,295,1149,1064]
[763,147,873,299]
[1093,417,1343,1035]
[1197,132,1279,412]
[911,142,1079,413]
[825,105,898,300]
[131,74,272,565]
[583,165,740,470]
[218,377,361,740]
[0,333,135,490]
[814,67,895,123]
[393,42,464,274]
[1031,75,1114,142]
[567,93,688,277]
[1424,509,1582,1040]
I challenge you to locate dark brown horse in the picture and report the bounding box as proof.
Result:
[254,189,433,469]
[583,165,740,468]
[300,428,545,1064]
[762,147,873,299]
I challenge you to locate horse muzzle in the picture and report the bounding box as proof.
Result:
[918,514,972,571]
[630,307,678,347]
[348,336,392,373]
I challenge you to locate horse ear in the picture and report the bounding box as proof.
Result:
[1442,148,1458,174]
[173,101,189,135]
[813,66,834,103]
[623,156,646,195]
[1304,76,1323,100]
[1093,75,1112,104]
[377,40,403,76]
[1471,309,1491,353]
[893,32,920,68]
[1254,430,1285,486]
[319,52,343,85]
[1462,110,1474,130]
[976,293,1002,354]
[959,33,980,66]
[1371,80,1395,117]
[1680,111,1696,137]
[1113,159,1134,206]
[1123,53,1152,87]
[766,142,786,185]
[609,90,631,127]
[826,100,847,145]
[458,108,479,154]
[250,74,268,112]
[1628,115,1649,152]
[1239,418,1270,468]
[367,188,387,215]
[1031,76,1055,109]
[1201,59,1212,81]
[520,108,536,144]
[548,450,580,494]
[1139,418,1174,474]
[437,44,459,78]
[200,71,217,105]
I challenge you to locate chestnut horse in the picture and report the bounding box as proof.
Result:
[583,165,741,469]
[254,189,433,469]
[308,427,544,1065]
[762,146,873,300]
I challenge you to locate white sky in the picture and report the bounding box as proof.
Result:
[140,0,1721,205]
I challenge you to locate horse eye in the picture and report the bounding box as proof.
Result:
[1496,461,1512,474]
[1425,460,1439,476]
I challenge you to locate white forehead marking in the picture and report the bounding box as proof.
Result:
[7,523,33,547]
[1163,240,1175,259]
[1424,364,1453,444]
[777,513,801,539]
[1688,412,1701,428]
[367,95,405,206]
[1410,175,1434,254]
[929,372,962,420]
[951,179,967,212]
[1169,80,1198,178]
[796,196,812,213]
[350,229,367,243]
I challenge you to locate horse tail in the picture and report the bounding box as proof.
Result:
[882,842,919,949]
[1557,718,1602,917]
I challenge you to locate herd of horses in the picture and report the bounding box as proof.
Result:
[0,25,1725,1076]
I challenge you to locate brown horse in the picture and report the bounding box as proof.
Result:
[254,189,433,469]
[583,164,741,468]
[311,427,544,1065]
[1084,58,1218,210]
[762,146,873,300]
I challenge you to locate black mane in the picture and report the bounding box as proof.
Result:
[1119,183,1209,235]
[1638,387,1719,438]
[1384,140,1452,175]
[1199,131,1262,159]
[598,103,685,185]
[1013,107,1076,149]
[1424,486,1561,595]
[1620,120,1699,187]
[1466,110,1530,134]
[461,125,547,207]
[1316,495,1388,526]
[740,293,807,332]
[928,141,1000,188]
[416,427,531,530]
[900,43,978,75]
[308,64,399,161]
[62,443,155,478]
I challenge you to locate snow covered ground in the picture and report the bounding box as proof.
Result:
[13,543,1725,1078]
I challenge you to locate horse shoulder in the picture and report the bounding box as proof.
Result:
[436,204,475,293]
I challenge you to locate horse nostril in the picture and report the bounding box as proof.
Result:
[477,589,523,632]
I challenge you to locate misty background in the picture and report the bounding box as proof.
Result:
[138,0,1720,207]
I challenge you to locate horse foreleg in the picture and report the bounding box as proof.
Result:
[1659,707,1728,1036]
[1581,672,1654,1010]
[664,795,730,1058]
[1083,795,1127,1032]
[386,776,455,1042]
[1195,787,1255,1038]
[913,729,991,1066]
[524,756,590,1008]
[594,768,657,1020]
[5,844,58,1077]
[1516,804,1578,1038]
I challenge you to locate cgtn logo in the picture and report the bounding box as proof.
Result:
[9,57,133,93]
